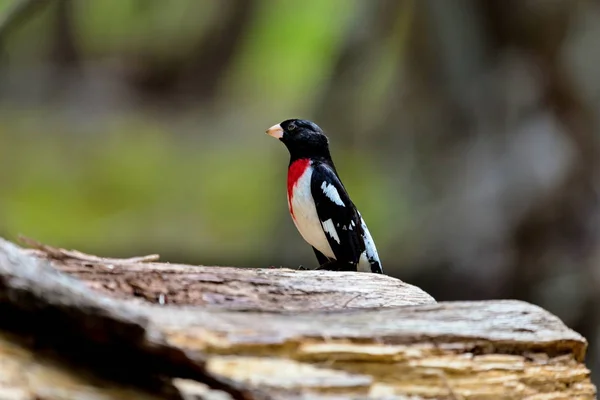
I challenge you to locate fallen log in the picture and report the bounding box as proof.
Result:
[0,237,595,399]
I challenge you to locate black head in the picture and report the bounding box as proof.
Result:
[266,119,331,161]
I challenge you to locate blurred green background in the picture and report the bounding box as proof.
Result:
[1,0,600,383]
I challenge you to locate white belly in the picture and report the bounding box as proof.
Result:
[289,166,336,259]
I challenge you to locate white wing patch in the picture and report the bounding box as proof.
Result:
[357,251,371,272]
[356,212,382,272]
[321,218,340,244]
[321,182,345,207]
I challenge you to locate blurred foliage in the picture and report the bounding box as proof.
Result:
[1,0,600,384]
[0,0,407,267]
[0,110,395,265]
[224,0,355,113]
[0,114,272,257]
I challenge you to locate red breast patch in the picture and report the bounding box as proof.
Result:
[287,158,310,219]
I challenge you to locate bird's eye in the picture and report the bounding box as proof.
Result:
[288,123,296,131]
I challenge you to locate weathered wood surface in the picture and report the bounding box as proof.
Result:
[23,237,435,311]
[0,237,595,399]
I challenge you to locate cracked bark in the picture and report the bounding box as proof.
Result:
[0,237,595,399]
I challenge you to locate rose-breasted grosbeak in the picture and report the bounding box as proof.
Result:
[266,119,383,274]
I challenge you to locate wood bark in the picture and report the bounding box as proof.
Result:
[0,237,595,399]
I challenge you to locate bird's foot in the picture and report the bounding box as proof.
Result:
[317,260,341,271]
[317,260,357,272]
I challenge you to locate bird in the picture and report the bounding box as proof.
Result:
[265,119,383,274]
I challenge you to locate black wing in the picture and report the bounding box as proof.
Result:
[312,246,331,266]
[310,162,365,269]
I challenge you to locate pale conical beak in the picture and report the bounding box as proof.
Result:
[266,124,284,139]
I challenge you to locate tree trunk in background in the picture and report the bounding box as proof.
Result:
[178,0,256,104]
[50,0,80,72]
[49,0,81,96]
[126,0,257,106]
[314,0,405,147]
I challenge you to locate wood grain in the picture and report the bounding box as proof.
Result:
[25,247,435,311]
[0,237,595,399]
